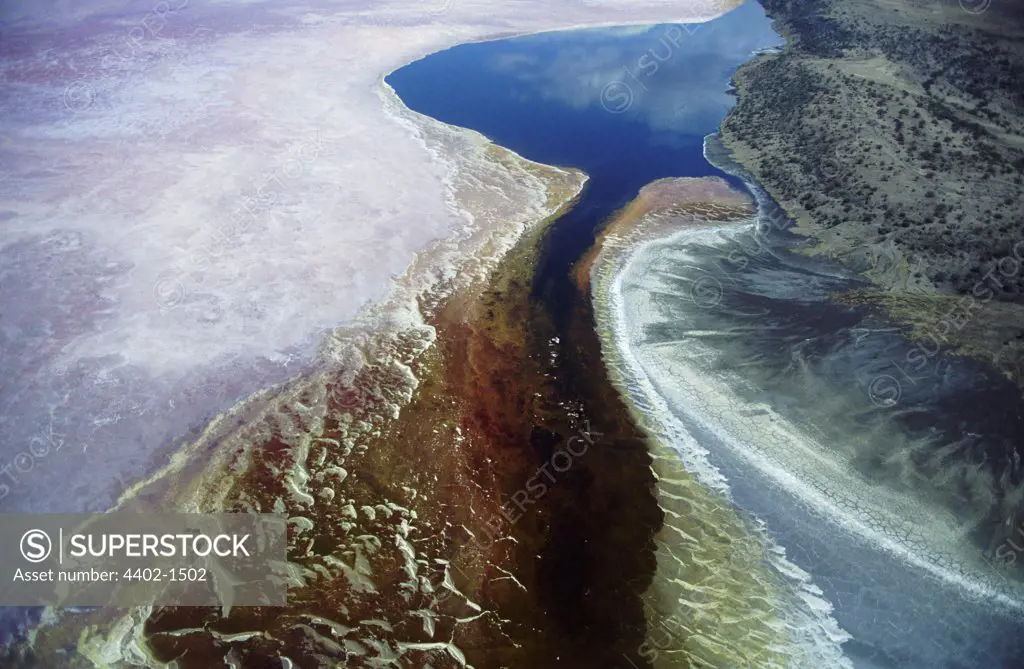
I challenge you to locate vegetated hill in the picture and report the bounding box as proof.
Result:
[721,0,1024,386]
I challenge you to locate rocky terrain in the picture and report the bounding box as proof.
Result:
[720,0,1024,387]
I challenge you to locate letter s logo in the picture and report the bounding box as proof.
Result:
[20,529,52,563]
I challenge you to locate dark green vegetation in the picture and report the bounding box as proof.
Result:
[721,0,1024,383]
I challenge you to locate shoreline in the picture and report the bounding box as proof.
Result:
[10,95,594,666]
[0,0,747,517]
[34,163,592,668]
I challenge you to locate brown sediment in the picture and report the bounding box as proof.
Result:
[11,146,669,667]
[139,181,599,666]
[575,177,757,293]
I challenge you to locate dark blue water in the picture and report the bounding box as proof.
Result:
[387,1,782,321]
[388,9,778,193]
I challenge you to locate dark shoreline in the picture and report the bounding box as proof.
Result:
[718,0,1024,390]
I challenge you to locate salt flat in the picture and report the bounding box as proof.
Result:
[0,0,737,513]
